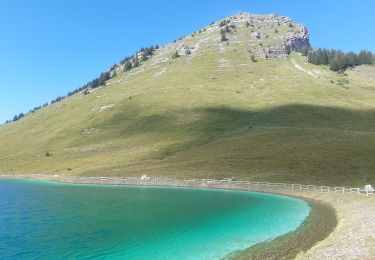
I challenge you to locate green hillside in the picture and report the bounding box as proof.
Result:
[1,13,375,186]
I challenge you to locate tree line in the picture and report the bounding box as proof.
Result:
[307,48,375,71]
[219,20,235,42]
[5,44,160,124]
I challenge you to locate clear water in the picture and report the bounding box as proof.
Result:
[0,179,309,259]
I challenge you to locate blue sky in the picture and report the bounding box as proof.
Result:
[1,0,374,123]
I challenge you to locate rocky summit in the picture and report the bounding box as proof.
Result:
[108,13,310,78]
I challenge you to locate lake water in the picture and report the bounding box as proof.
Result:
[0,179,309,259]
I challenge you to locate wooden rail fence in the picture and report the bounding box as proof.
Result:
[1,173,374,197]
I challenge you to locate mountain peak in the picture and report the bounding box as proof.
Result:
[108,13,309,77]
[223,13,310,58]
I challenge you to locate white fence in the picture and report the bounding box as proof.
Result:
[1,173,374,197]
[80,176,375,197]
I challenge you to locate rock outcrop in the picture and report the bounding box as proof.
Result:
[106,13,311,78]
[284,25,310,53]
[238,13,310,59]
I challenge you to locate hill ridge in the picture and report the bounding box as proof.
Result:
[1,13,375,187]
[4,13,310,124]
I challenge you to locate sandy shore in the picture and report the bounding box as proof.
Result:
[1,174,374,259]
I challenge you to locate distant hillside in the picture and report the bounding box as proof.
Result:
[1,13,375,186]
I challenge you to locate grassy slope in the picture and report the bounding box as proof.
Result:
[1,16,375,186]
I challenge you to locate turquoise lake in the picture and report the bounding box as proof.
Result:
[0,179,310,259]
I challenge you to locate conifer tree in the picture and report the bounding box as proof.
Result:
[301,46,310,56]
[221,33,228,42]
[329,53,347,71]
[172,51,180,59]
[250,54,257,62]
[132,54,139,67]
[346,51,359,67]
[123,61,132,71]
[220,29,228,42]
[225,25,230,33]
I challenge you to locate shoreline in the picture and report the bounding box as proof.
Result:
[1,174,374,259]
[233,197,337,259]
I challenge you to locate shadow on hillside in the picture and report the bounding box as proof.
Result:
[96,103,375,141]
[86,103,375,185]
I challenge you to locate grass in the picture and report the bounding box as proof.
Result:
[1,17,375,187]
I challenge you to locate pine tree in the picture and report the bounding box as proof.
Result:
[141,53,148,61]
[219,19,229,27]
[345,51,359,67]
[358,50,373,65]
[308,48,374,70]
[225,25,230,33]
[318,48,328,64]
[220,29,228,42]
[221,33,228,42]
[83,88,90,95]
[13,113,24,121]
[329,53,347,71]
[123,61,132,71]
[172,51,180,59]
[250,54,257,62]
[132,54,139,67]
[301,46,310,56]
[97,72,110,86]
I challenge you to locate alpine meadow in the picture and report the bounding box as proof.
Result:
[1,13,375,187]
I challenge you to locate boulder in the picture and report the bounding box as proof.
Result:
[251,32,261,39]
[364,184,374,193]
[141,174,150,181]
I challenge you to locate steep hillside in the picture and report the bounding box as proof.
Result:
[1,13,375,186]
